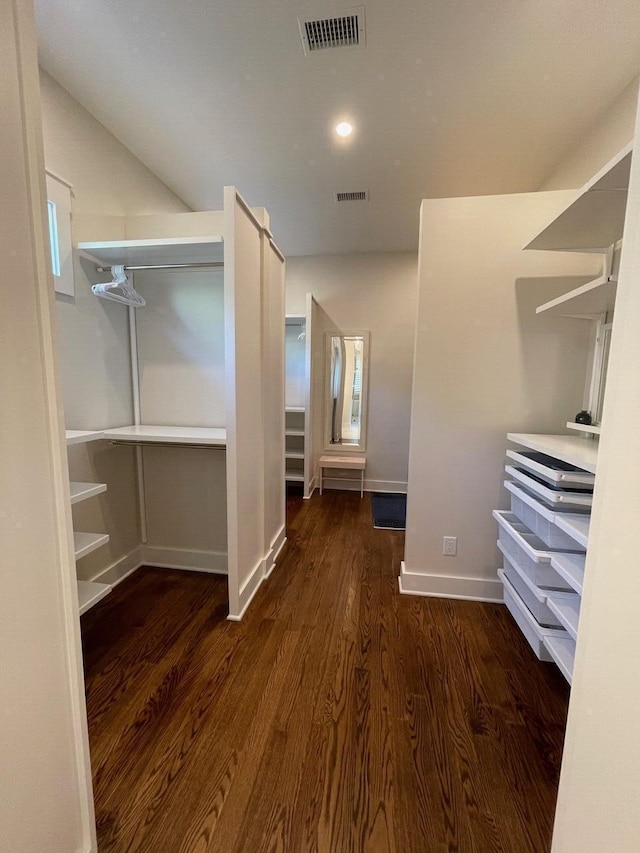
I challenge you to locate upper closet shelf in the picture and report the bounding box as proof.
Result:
[66,429,105,445]
[507,433,598,474]
[77,236,224,267]
[103,424,227,446]
[525,144,632,252]
[70,482,107,504]
[536,273,617,317]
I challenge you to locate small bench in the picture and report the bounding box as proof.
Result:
[319,454,366,498]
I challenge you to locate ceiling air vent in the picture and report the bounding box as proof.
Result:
[299,7,365,54]
[334,190,369,202]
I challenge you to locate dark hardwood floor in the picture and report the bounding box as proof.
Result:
[81,490,569,852]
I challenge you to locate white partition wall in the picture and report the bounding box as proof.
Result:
[263,238,287,571]
[402,190,601,601]
[1,0,95,847]
[224,188,267,618]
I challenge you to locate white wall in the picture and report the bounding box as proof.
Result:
[1,5,95,847]
[540,75,638,190]
[551,92,640,853]
[39,70,191,583]
[286,253,417,492]
[402,191,599,600]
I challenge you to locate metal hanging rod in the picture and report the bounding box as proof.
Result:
[96,261,225,273]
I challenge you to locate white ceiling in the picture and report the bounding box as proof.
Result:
[35,0,640,256]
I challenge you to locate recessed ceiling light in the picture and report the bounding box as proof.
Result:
[335,121,353,137]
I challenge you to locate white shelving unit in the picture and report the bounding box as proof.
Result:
[73,531,110,561]
[507,433,598,474]
[536,274,617,318]
[554,513,590,550]
[103,425,226,446]
[550,552,585,595]
[70,482,107,504]
[65,429,104,445]
[77,580,112,616]
[524,144,632,253]
[285,312,310,493]
[78,236,224,266]
[566,421,601,436]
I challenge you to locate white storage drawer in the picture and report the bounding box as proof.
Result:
[505,480,586,550]
[498,554,562,627]
[493,510,575,589]
[501,572,568,662]
[505,464,593,508]
[506,449,595,488]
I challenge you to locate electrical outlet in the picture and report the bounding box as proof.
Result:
[443,536,457,556]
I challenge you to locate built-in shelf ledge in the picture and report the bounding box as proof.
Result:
[507,433,598,474]
[554,514,590,550]
[285,406,305,413]
[78,580,112,616]
[285,429,305,437]
[286,472,304,482]
[546,592,581,641]
[74,531,110,561]
[536,274,617,317]
[524,144,632,252]
[566,421,601,436]
[103,425,226,446]
[70,482,107,505]
[543,635,575,685]
[77,236,224,267]
[550,552,585,596]
[285,451,305,460]
[66,429,104,445]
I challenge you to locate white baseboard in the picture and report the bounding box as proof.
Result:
[398,561,504,603]
[303,476,317,499]
[265,524,287,577]
[89,546,143,588]
[141,545,228,575]
[228,556,265,621]
[321,477,408,494]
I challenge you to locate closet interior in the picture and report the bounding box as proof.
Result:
[60,188,286,621]
[495,143,632,683]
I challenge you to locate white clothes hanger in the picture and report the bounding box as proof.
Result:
[92,265,146,308]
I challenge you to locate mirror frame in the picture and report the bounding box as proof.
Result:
[324,330,370,454]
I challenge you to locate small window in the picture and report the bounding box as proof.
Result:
[45,172,74,297]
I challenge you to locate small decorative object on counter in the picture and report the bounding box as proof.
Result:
[575,410,592,425]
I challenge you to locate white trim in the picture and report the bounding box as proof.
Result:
[398,561,504,603]
[227,556,265,621]
[89,547,143,588]
[303,475,318,499]
[141,545,227,574]
[265,524,287,577]
[320,477,407,494]
[45,167,73,190]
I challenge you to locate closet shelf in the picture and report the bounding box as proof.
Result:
[66,429,105,445]
[77,236,224,267]
[285,429,305,437]
[103,425,227,446]
[507,433,598,474]
[285,451,305,460]
[285,406,305,413]
[536,274,617,317]
[524,144,632,252]
[77,580,112,616]
[554,514,590,550]
[285,471,304,482]
[566,422,601,436]
[550,552,586,595]
[74,531,110,561]
[543,635,575,684]
[70,482,107,504]
[546,592,581,640]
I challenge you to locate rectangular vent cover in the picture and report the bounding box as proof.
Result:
[299,8,365,54]
[335,191,369,202]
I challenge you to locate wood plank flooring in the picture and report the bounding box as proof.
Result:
[81,490,569,852]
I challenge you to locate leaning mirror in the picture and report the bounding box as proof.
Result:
[324,331,370,452]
